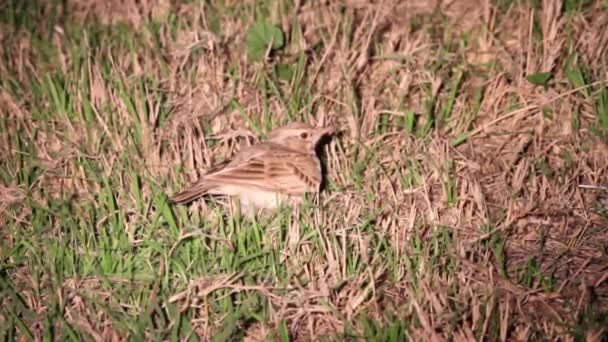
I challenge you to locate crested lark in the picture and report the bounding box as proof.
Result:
[171,122,336,211]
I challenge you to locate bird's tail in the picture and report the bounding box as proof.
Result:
[170,182,212,204]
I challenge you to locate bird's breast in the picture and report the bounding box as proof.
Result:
[237,190,296,210]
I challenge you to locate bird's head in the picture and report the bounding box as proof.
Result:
[268,122,337,153]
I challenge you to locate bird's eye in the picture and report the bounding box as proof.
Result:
[299,132,309,139]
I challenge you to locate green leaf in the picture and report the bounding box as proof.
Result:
[274,63,294,81]
[526,72,552,86]
[246,21,284,62]
[278,320,290,342]
[450,132,470,147]
[597,87,608,129]
[403,110,415,134]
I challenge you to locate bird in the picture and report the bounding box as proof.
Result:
[171,122,337,212]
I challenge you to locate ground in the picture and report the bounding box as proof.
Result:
[1,0,608,340]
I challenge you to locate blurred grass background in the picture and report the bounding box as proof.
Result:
[1,0,607,340]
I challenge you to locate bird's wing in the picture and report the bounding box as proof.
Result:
[171,144,321,204]
[204,151,322,196]
[169,160,230,204]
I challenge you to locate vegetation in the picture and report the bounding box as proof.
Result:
[1,0,607,340]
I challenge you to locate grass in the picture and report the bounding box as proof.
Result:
[1,0,608,340]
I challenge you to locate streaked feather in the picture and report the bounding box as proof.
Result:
[170,122,334,209]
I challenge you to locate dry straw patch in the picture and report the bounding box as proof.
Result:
[1,0,607,340]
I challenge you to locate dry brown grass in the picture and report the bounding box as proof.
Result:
[1,0,608,340]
